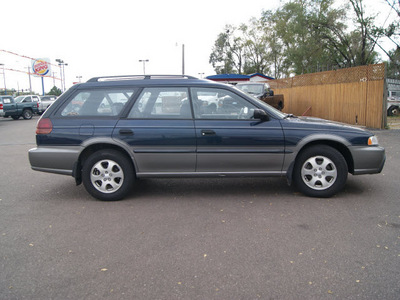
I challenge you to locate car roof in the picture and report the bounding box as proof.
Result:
[76,75,231,89]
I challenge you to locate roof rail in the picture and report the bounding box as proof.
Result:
[87,74,198,82]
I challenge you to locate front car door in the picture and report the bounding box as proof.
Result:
[191,87,285,174]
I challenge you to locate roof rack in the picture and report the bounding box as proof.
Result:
[87,74,198,82]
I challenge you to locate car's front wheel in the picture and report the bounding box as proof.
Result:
[293,145,348,198]
[82,149,134,201]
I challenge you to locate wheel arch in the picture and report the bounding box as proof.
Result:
[73,142,136,185]
[286,139,354,185]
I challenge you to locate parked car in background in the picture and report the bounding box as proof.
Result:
[29,75,385,201]
[0,95,15,117]
[387,97,400,116]
[3,95,39,120]
[235,82,284,111]
[39,95,57,114]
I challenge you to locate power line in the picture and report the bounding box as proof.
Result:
[0,49,60,68]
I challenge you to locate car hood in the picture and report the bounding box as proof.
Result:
[281,115,371,134]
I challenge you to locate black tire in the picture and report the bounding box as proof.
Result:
[387,105,399,116]
[82,149,135,201]
[12,115,20,120]
[293,145,348,198]
[22,109,33,120]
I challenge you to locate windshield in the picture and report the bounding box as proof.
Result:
[236,84,264,95]
[14,96,25,103]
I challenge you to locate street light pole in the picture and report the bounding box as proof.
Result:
[25,66,32,92]
[62,63,68,91]
[56,59,68,92]
[176,43,185,75]
[182,44,185,75]
[139,59,149,75]
[0,63,7,95]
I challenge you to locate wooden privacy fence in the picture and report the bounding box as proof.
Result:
[268,63,386,129]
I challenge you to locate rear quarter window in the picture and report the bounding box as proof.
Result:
[1,97,13,104]
[59,88,136,117]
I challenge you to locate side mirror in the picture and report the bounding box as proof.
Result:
[253,109,269,121]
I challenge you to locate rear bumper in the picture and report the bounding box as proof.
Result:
[29,146,81,176]
[350,145,386,175]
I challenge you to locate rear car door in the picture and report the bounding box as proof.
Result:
[115,87,196,175]
[191,87,285,173]
[48,88,136,146]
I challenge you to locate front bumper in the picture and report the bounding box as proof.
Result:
[350,145,386,175]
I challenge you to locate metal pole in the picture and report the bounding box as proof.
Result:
[139,59,149,75]
[0,64,7,95]
[26,66,32,92]
[62,64,68,91]
[41,76,45,96]
[182,44,185,75]
[58,64,63,92]
[63,64,66,91]
[56,59,67,92]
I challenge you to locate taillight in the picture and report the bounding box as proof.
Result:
[37,102,40,108]
[36,118,53,134]
[0,103,3,109]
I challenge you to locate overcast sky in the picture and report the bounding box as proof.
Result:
[0,0,396,94]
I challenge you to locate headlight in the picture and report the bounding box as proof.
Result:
[368,136,379,146]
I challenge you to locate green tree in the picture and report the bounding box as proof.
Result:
[209,25,246,74]
[386,47,400,78]
[47,86,62,96]
[209,0,386,77]
[259,0,349,76]
[240,18,270,74]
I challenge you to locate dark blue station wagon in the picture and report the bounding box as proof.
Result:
[29,75,385,201]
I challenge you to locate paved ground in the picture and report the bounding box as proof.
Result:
[387,115,400,129]
[0,116,399,299]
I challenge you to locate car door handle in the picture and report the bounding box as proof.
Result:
[201,130,216,136]
[119,129,134,136]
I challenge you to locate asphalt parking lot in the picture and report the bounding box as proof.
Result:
[0,115,399,300]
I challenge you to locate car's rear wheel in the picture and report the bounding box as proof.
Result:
[293,145,348,197]
[22,109,33,120]
[82,149,134,201]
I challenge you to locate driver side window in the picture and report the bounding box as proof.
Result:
[191,88,257,120]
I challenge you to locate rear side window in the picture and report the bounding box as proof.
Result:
[1,97,13,104]
[60,88,136,117]
[128,87,189,119]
